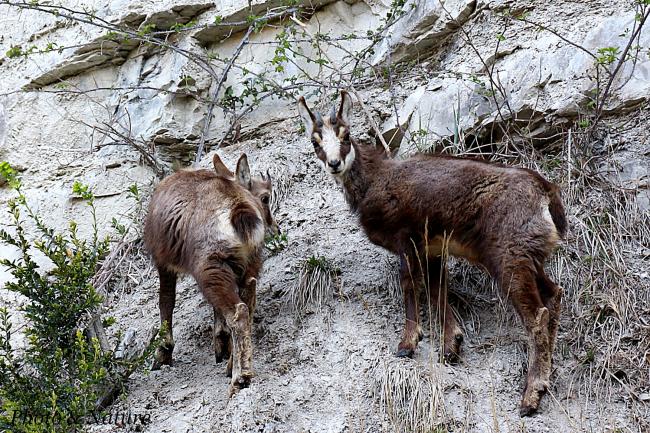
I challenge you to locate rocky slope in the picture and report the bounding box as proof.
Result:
[1,0,648,432]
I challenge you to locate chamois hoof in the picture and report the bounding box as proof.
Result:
[396,348,414,358]
[443,333,463,364]
[519,381,547,417]
[519,403,539,417]
[228,371,254,396]
[152,347,173,370]
[443,350,460,364]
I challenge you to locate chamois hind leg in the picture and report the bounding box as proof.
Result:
[396,253,423,358]
[213,308,231,365]
[239,258,261,325]
[535,268,563,358]
[498,258,552,417]
[196,261,253,394]
[153,266,177,369]
[427,256,463,363]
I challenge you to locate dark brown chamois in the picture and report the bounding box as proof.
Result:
[144,153,279,394]
[297,91,567,416]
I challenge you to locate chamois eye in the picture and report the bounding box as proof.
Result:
[261,195,270,205]
[311,138,320,148]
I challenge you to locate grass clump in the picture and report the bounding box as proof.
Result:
[288,255,339,315]
[373,357,447,433]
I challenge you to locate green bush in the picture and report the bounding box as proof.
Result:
[0,162,123,432]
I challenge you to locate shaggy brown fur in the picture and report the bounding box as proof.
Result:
[144,153,279,394]
[298,91,567,416]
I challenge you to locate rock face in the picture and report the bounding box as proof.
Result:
[1,0,649,432]
[372,0,477,64]
[382,10,650,152]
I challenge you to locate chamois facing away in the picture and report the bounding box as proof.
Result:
[297,91,567,416]
[144,153,279,394]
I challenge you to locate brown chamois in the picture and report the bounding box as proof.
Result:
[144,153,279,394]
[297,91,567,416]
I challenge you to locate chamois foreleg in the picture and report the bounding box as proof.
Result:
[230,272,259,378]
[396,252,424,358]
[197,261,253,394]
[426,256,463,363]
[499,257,552,417]
[153,266,177,369]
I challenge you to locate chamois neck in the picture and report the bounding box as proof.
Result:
[339,140,384,212]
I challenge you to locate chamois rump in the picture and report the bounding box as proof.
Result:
[297,91,567,416]
[144,153,279,394]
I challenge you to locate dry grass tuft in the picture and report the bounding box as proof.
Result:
[379,255,402,303]
[268,165,293,214]
[372,357,447,433]
[287,255,339,315]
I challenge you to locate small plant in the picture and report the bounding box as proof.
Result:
[136,23,156,37]
[265,232,288,255]
[578,118,591,128]
[170,20,197,32]
[6,45,23,58]
[596,46,620,66]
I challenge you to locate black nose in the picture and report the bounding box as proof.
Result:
[328,159,341,169]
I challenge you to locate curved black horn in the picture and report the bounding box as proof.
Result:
[329,106,337,124]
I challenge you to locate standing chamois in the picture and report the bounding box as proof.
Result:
[144,153,279,394]
[297,91,567,416]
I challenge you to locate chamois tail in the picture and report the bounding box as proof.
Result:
[548,188,567,239]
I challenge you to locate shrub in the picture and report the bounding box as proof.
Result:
[0,162,130,432]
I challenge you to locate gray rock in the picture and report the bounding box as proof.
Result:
[372,0,477,65]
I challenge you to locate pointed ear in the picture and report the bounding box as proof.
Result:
[235,153,252,190]
[212,153,234,179]
[298,96,317,138]
[338,90,353,125]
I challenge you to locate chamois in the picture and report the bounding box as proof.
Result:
[297,91,567,416]
[144,153,279,394]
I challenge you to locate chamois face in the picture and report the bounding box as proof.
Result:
[250,174,279,237]
[297,91,355,177]
[214,153,280,237]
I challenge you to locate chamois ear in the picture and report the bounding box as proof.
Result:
[297,96,318,138]
[235,154,252,190]
[212,153,234,179]
[338,90,353,125]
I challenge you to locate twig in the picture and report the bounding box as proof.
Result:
[91,121,166,178]
[385,37,406,149]
[290,15,391,156]
[592,5,650,129]
[194,25,254,166]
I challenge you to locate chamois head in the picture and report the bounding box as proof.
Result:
[213,153,280,236]
[297,90,354,176]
